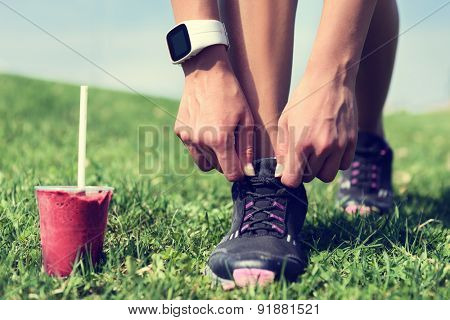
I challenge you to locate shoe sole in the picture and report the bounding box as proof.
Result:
[206,266,275,290]
[344,203,381,215]
[341,201,394,216]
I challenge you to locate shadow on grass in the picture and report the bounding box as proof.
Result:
[299,186,449,255]
[395,187,450,228]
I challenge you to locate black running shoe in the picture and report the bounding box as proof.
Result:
[207,158,308,289]
[338,132,394,215]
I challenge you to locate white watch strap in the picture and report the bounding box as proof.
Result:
[176,20,229,64]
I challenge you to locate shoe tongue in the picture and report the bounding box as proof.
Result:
[251,158,278,194]
[253,158,277,178]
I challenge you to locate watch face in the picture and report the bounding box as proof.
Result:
[166,24,191,62]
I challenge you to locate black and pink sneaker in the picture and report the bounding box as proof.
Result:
[338,132,394,215]
[207,158,308,289]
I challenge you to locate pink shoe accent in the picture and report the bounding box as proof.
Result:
[345,204,373,216]
[240,224,249,232]
[269,213,284,222]
[345,204,358,214]
[358,205,372,215]
[271,224,284,234]
[233,268,275,287]
[272,201,286,210]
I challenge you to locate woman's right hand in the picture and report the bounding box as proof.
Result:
[173,45,255,181]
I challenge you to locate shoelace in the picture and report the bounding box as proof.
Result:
[348,147,388,191]
[239,177,287,236]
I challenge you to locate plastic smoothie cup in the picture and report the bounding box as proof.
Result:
[35,186,113,277]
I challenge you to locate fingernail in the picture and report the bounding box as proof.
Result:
[274,164,284,177]
[243,163,256,176]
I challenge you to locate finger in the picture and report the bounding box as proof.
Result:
[175,128,210,170]
[280,141,309,188]
[302,153,325,183]
[340,139,357,170]
[213,134,244,181]
[197,144,223,173]
[275,120,289,178]
[236,114,255,176]
[317,151,343,183]
[186,144,214,172]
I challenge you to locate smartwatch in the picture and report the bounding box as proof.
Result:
[166,20,229,64]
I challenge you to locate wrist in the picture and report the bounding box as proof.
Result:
[305,50,360,87]
[182,45,232,77]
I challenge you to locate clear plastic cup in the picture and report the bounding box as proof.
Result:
[35,186,113,277]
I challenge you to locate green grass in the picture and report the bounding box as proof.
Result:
[0,73,448,299]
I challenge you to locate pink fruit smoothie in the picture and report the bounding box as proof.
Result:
[35,187,112,276]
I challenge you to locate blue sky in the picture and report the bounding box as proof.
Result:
[0,0,449,112]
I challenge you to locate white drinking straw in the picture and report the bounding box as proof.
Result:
[77,85,88,189]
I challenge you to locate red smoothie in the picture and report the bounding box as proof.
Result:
[35,187,113,276]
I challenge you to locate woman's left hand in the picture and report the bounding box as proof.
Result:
[275,70,358,187]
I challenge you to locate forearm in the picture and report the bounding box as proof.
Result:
[306,0,378,80]
[170,0,230,77]
[170,0,220,22]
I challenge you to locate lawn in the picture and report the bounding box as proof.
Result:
[0,73,448,299]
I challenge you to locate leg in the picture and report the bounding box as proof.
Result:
[338,0,399,215]
[356,0,399,138]
[208,0,306,289]
[219,0,298,158]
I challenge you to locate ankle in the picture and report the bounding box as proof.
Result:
[253,124,278,158]
[359,120,385,139]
